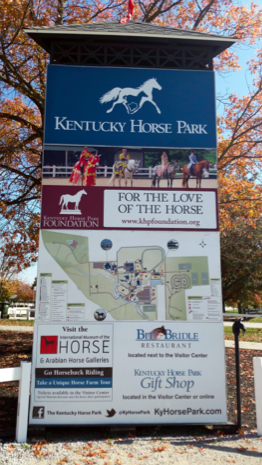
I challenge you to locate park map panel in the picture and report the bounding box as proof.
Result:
[42,231,209,321]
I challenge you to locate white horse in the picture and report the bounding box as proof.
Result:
[100,78,162,114]
[59,189,87,210]
[109,159,140,187]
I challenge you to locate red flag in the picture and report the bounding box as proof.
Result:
[128,0,134,18]
[120,0,134,23]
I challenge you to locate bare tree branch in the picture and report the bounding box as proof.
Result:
[4,0,33,49]
[141,0,184,23]
[193,0,217,29]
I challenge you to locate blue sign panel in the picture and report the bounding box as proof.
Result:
[45,65,216,148]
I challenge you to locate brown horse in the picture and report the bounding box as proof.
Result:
[182,160,211,188]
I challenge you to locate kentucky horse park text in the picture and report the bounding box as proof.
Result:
[54,117,208,135]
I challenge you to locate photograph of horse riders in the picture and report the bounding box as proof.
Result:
[42,146,217,189]
[182,150,213,189]
[109,148,140,187]
[69,147,101,186]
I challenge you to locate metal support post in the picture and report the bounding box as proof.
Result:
[232,319,246,431]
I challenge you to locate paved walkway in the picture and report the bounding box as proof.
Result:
[224,321,262,350]
[224,340,262,350]
[224,322,262,328]
[0,325,33,332]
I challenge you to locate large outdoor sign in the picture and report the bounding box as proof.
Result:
[30,62,226,426]
[44,66,216,148]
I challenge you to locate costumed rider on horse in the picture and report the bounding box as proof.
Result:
[188,151,198,176]
[114,149,130,176]
[69,147,98,186]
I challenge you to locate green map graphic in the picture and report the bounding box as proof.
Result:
[165,257,209,320]
[42,231,209,321]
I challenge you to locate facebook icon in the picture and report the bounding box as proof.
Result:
[33,406,45,419]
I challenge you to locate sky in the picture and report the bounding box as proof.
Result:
[216,40,261,104]
[18,0,262,285]
[19,262,38,285]
[216,0,262,104]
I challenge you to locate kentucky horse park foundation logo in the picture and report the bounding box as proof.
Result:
[59,189,87,215]
[41,187,99,229]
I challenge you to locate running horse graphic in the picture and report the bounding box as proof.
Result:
[99,78,162,114]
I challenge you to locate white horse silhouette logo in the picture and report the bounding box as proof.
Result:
[99,78,162,114]
[59,189,87,215]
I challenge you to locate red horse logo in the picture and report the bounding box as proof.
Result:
[40,336,58,354]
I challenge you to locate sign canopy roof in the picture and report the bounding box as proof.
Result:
[25,21,236,58]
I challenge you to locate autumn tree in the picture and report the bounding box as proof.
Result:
[0,278,35,302]
[1,0,262,303]
[0,248,35,301]
[221,213,262,308]
[8,279,35,302]
[0,248,18,301]
[218,65,262,304]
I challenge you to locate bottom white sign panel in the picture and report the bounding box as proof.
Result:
[29,321,227,425]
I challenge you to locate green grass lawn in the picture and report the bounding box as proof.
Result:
[224,326,262,342]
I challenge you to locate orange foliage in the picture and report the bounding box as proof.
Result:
[0,278,35,301]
